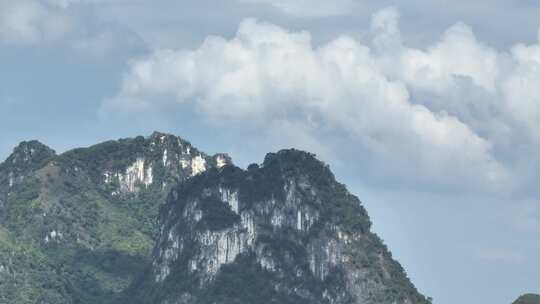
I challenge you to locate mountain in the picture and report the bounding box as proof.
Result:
[514,294,540,304]
[0,133,428,304]
[0,132,229,304]
[127,149,430,304]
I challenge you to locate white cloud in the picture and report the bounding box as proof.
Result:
[511,29,540,64]
[0,0,72,44]
[0,0,146,59]
[400,23,498,92]
[501,33,540,142]
[371,7,499,94]
[106,16,510,188]
[237,0,357,17]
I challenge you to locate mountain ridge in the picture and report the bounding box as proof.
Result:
[0,133,428,304]
[0,132,230,303]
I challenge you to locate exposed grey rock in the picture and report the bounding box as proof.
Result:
[133,149,429,304]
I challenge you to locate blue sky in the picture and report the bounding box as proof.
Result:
[1,1,540,303]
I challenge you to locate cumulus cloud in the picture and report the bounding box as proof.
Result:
[371,7,499,96]
[400,23,498,92]
[502,32,540,142]
[237,0,357,17]
[106,11,517,189]
[0,0,146,60]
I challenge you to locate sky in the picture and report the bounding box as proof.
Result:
[1,0,540,303]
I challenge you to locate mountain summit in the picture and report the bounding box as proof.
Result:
[128,149,429,304]
[0,134,428,304]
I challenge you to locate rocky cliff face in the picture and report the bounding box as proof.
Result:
[130,150,429,304]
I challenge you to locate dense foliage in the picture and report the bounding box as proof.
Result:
[199,253,312,304]
[0,136,429,304]
[197,197,241,231]
[0,133,216,304]
[262,149,372,233]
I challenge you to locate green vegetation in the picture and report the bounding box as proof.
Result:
[0,137,430,304]
[59,137,146,180]
[0,236,148,304]
[0,166,154,303]
[0,133,205,304]
[0,141,56,177]
[199,254,311,304]
[3,178,42,236]
[262,149,371,233]
[198,197,240,231]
